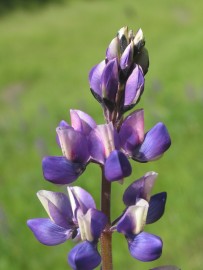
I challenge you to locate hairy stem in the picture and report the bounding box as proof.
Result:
[100,168,112,270]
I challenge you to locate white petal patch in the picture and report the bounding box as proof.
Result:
[67,187,77,222]
[134,199,149,234]
[126,198,149,235]
[133,28,144,47]
[77,209,93,242]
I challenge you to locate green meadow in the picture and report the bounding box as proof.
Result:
[0,0,202,269]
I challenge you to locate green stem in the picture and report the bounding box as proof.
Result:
[100,167,113,270]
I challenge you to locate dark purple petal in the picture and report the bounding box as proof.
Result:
[146,192,167,224]
[150,266,180,270]
[124,65,144,106]
[116,207,136,235]
[70,110,97,135]
[89,209,107,241]
[37,190,73,228]
[104,150,132,182]
[135,47,149,75]
[119,109,144,155]
[133,122,171,162]
[89,60,105,98]
[68,241,101,270]
[42,156,85,185]
[128,232,163,262]
[56,127,89,163]
[120,41,134,70]
[27,218,71,246]
[123,171,158,206]
[101,58,118,102]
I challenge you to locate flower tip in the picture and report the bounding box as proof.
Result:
[36,190,43,198]
[134,28,145,47]
[118,26,128,37]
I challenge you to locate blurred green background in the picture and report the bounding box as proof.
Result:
[0,0,202,269]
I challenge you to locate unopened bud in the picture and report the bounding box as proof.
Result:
[120,41,134,71]
[117,26,129,53]
[133,28,145,50]
[106,36,120,61]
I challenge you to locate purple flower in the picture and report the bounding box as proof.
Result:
[27,186,107,270]
[88,109,170,181]
[123,172,167,224]
[88,122,132,182]
[113,172,167,262]
[119,109,171,162]
[42,110,97,184]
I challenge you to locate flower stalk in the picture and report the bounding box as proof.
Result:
[100,168,113,270]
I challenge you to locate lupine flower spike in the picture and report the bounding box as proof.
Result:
[27,26,179,270]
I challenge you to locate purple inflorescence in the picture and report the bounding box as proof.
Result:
[27,26,177,270]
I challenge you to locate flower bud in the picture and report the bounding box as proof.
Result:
[117,26,129,53]
[101,58,119,103]
[133,28,145,51]
[124,65,145,111]
[106,36,120,61]
[120,41,134,71]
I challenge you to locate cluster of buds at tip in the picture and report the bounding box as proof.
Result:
[89,26,149,126]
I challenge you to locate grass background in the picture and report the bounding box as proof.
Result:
[0,0,202,269]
